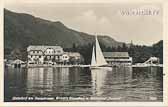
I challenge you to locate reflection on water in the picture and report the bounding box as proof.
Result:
[27,68,53,96]
[4,67,27,101]
[4,66,163,102]
[27,67,92,97]
[91,68,108,96]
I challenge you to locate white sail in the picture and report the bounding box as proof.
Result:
[95,36,108,66]
[91,46,96,66]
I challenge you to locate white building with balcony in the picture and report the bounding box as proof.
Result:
[27,45,65,64]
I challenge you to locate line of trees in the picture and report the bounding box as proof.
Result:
[65,40,163,64]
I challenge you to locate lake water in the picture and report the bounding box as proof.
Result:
[4,66,163,102]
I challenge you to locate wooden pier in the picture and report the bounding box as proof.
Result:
[27,64,91,68]
[132,64,163,68]
[27,63,163,68]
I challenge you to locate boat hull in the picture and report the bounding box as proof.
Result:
[90,66,112,71]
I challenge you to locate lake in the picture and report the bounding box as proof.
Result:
[4,66,163,102]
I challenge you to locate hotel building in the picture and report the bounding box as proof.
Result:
[103,52,132,65]
[27,45,68,64]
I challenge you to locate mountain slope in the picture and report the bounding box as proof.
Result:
[4,9,123,52]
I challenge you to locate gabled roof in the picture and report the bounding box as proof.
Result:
[27,45,63,52]
[103,52,129,57]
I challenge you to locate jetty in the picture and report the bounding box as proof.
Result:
[132,64,163,68]
[27,63,163,68]
[27,64,91,68]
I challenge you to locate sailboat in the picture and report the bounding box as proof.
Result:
[90,36,112,70]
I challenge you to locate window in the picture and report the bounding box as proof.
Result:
[57,50,61,53]
[47,56,50,59]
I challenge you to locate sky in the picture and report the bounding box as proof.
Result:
[5,0,163,46]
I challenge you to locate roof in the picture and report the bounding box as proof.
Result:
[27,45,63,52]
[103,52,129,57]
[66,52,81,56]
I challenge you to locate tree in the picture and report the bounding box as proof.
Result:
[117,45,122,52]
[72,43,77,52]
[122,43,128,52]
[152,40,163,64]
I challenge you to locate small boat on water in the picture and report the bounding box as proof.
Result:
[90,36,112,71]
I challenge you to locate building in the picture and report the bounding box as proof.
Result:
[144,57,160,64]
[67,52,81,60]
[11,59,26,68]
[27,45,65,64]
[61,53,70,64]
[66,52,83,64]
[27,45,83,65]
[103,52,132,65]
